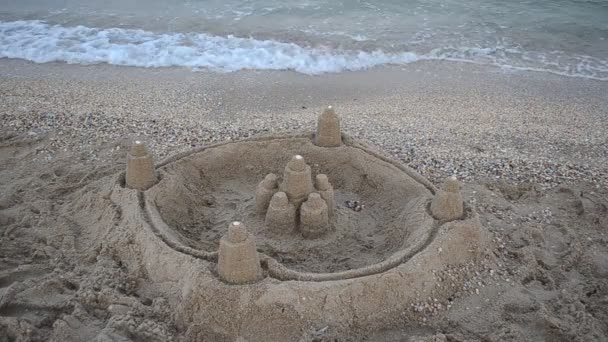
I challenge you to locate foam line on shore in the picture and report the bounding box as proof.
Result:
[1,20,606,80]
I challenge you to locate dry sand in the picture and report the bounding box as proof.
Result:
[0,58,607,341]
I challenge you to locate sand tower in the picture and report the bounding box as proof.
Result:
[431,176,464,221]
[315,106,342,147]
[279,155,314,208]
[300,193,330,238]
[125,140,157,191]
[315,174,335,217]
[104,122,490,340]
[255,173,278,213]
[217,221,262,284]
[265,192,297,233]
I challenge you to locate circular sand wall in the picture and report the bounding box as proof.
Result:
[96,132,490,341]
[146,135,434,275]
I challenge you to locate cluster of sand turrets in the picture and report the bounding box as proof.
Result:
[256,155,336,238]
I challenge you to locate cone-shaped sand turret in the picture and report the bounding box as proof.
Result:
[265,192,296,232]
[315,106,341,147]
[125,140,158,191]
[279,155,314,208]
[218,222,262,284]
[430,176,464,221]
[255,173,278,213]
[315,174,335,217]
[300,193,329,239]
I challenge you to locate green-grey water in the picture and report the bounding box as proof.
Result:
[1,0,607,78]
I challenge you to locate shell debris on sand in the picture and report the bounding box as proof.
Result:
[345,200,365,212]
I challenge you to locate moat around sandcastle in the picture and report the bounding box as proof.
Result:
[93,106,489,339]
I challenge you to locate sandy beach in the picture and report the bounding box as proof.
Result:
[1,59,608,341]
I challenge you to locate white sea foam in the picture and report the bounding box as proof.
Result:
[0,20,419,74]
[1,20,607,80]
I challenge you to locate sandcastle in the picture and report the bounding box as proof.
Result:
[89,106,489,341]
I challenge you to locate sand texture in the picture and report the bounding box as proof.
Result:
[1,59,608,341]
[148,134,437,275]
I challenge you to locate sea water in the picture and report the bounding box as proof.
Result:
[0,0,607,79]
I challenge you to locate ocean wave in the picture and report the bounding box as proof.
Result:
[1,20,606,80]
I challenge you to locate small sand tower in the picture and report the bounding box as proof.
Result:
[255,173,279,213]
[300,193,330,238]
[431,176,464,221]
[218,221,262,284]
[315,174,335,217]
[265,192,296,233]
[125,140,157,191]
[315,106,342,147]
[279,155,314,208]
